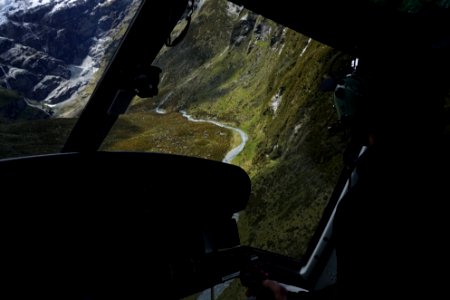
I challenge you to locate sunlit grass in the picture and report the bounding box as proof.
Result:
[102,111,232,162]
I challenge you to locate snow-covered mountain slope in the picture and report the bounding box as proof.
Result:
[0,0,140,109]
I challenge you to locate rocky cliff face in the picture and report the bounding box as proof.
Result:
[0,0,139,107]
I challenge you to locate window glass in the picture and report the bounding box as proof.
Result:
[1,0,363,298]
[0,0,142,158]
[104,0,349,261]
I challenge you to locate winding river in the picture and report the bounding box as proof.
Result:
[180,110,248,164]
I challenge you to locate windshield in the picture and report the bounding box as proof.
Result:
[0,0,348,262]
[2,0,449,299]
[103,0,350,256]
[0,0,142,158]
[101,2,354,298]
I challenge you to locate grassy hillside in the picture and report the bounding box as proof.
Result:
[102,111,233,161]
[146,0,352,259]
[0,118,75,159]
[0,88,73,159]
[141,1,353,298]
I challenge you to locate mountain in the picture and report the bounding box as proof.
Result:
[0,0,139,112]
